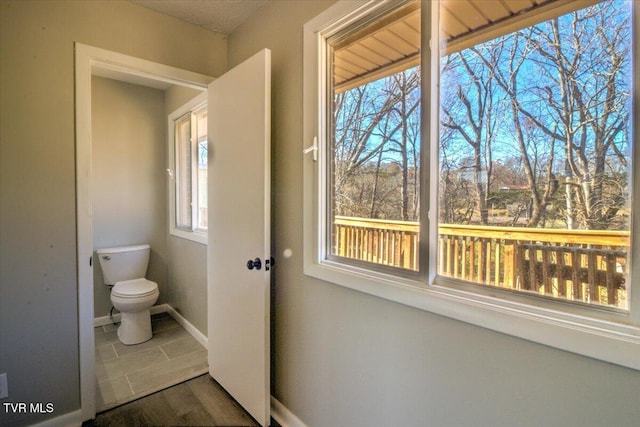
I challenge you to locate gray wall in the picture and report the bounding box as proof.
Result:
[0,1,226,425]
[228,1,640,426]
[92,76,168,318]
[166,236,208,334]
[165,84,209,335]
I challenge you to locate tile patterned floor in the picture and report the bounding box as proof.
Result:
[95,313,208,412]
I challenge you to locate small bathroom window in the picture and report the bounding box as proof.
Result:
[168,92,208,244]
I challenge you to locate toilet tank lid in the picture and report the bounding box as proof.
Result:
[97,244,150,254]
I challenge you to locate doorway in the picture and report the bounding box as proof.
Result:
[75,43,213,421]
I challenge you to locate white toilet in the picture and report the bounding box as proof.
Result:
[97,244,159,345]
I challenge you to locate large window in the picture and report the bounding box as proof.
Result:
[168,92,208,244]
[304,0,639,370]
[438,0,632,310]
[327,1,422,274]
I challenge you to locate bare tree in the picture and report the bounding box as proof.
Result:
[383,68,421,220]
[481,2,630,229]
[450,1,630,230]
[333,82,398,216]
[472,31,559,227]
[333,67,420,220]
[529,3,630,229]
[440,44,500,225]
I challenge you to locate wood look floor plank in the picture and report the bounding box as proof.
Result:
[187,375,258,426]
[161,380,222,425]
[87,374,261,427]
[130,391,183,426]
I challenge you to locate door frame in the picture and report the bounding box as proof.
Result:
[74,43,213,421]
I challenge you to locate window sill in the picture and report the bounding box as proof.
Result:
[303,260,640,371]
[169,228,207,245]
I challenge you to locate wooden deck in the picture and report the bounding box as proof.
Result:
[333,216,629,308]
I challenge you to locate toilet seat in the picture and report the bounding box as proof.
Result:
[112,278,158,298]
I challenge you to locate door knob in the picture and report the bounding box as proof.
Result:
[247,257,262,270]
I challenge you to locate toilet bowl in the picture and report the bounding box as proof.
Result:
[97,244,159,345]
[111,278,159,345]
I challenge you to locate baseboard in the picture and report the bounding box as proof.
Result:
[29,409,82,427]
[94,311,120,327]
[94,303,207,346]
[93,304,168,327]
[165,305,208,347]
[151,304,168,317]
[271,397,307,427]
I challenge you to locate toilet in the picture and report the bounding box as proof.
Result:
[97,244,159,345]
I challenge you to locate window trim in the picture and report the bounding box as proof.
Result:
[168,91,208,245]
[303,0,640,370]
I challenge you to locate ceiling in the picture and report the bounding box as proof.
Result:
[442,0,557,44]
[333,1,421,93]
[124,0,602,93]
[130,0,268,34]
[333,0,600,92]
[95,1,268,90]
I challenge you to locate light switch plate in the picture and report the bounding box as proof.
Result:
[0,373,8,399]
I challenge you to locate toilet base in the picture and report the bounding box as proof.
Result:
[117,309,152,345]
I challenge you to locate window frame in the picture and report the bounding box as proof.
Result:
[168,91,208,245]
[325,5,427,281]
[303,0,640,370]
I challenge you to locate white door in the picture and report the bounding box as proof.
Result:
[207,49,271,426]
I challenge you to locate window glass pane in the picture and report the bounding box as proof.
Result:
[174,112,193,230]
[328,1,421,272]
[437,0,632,309]
[195,108,208,230]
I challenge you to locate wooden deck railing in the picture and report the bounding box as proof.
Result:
[334,216,420,270]
[333,216,630,308]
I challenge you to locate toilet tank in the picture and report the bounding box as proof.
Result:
[96,244,150,285]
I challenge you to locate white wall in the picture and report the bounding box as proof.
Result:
[0,1,226,425]
[92,76,168,318]
[228,1,640,426]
